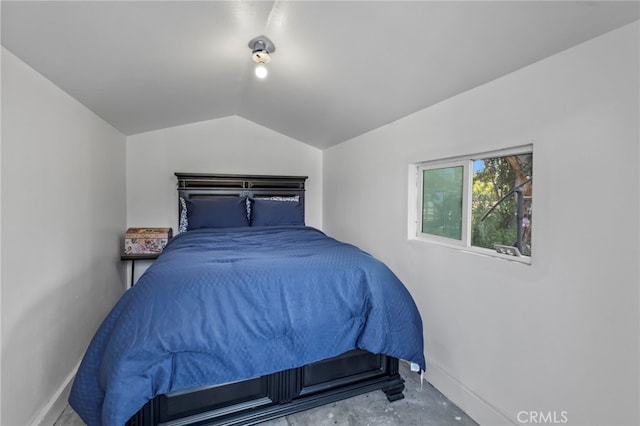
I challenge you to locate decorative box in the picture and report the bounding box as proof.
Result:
[124,227,173,254]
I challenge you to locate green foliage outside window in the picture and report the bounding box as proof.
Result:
[417,149,532,259]
[471,154,533,256]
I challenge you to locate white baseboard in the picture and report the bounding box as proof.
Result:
[425,359,515,426]
[29,360,80,426]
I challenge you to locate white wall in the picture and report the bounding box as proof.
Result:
[324,22,639,426]
[1,48,127,425]
[126,115,323,232]
[126,116,322,283]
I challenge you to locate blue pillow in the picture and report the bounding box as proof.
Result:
[185,197,249,230]
[251,199,304,226]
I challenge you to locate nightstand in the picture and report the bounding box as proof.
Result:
[121,253,160,287]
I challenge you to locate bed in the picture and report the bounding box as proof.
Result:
[69,173,425,426]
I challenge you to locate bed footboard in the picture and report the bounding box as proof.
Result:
[126,350,404,426]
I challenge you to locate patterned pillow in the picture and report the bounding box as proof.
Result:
[179,197,188,233]
[257,196,299,202]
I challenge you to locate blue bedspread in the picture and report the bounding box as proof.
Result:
[69,226,425,426]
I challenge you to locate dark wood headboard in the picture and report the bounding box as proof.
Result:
[175,173,308,217]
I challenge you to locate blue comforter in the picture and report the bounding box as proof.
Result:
[69,226,425,426]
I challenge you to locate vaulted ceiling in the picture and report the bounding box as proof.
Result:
[2,1,638,149]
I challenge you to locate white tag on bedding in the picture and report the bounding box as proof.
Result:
[409,362,425,391]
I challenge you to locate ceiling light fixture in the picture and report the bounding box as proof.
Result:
[248,36,275,79]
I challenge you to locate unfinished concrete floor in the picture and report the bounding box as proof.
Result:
[56,362,477,425]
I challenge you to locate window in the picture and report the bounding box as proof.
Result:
[422,165,464,239]
[413,146,533,260]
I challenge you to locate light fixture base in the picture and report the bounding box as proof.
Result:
[248,35,276,54]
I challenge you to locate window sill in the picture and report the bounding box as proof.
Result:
[408,236,532,265]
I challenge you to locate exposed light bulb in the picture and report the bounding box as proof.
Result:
[255,63,268,79]
[249,36,274,80]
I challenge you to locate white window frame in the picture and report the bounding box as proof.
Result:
[409,144,533,264]
[416,159,471,247]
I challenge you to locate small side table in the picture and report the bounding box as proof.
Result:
[121,253,160,287]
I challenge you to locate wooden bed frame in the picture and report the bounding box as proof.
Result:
[126,173,406,426]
